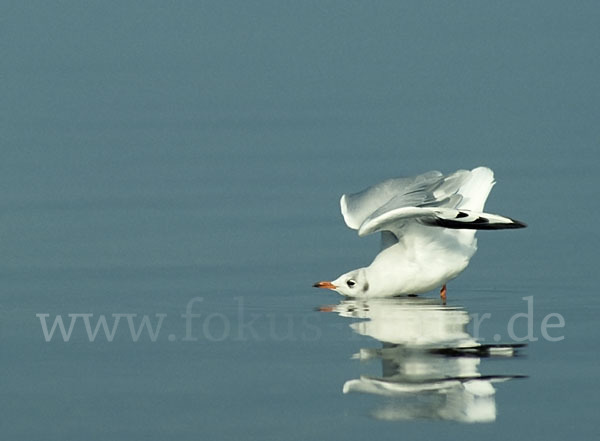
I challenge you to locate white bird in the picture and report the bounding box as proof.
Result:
[313,167,526,301]
[329,297,523,422]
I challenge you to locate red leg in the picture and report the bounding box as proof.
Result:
[440,284,447,304]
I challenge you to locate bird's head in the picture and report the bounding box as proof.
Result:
[313,268,370,297]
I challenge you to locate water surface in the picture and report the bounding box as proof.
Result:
[2,2,599,440]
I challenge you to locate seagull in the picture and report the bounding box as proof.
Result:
[313,167,526,301]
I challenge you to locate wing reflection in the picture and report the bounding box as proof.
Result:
[325,297,525,423]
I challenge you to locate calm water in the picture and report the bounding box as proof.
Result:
[2,2,599,440]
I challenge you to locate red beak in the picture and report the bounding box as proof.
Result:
[313,281,337,290]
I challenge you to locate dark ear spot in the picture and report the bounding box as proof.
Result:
[363,282,369,292]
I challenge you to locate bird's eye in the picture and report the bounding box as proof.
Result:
[347,279,356,288]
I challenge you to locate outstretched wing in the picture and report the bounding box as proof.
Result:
[358,207,526,237]
[340,170,445,230]
[340,167,525,240]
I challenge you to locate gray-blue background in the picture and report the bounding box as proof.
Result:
[2,1,599,440]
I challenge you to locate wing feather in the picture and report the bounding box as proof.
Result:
[358,208,526,237]
[339,167,525,238]
[340,170,443,229]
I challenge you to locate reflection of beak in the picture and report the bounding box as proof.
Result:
[313,281,337,290]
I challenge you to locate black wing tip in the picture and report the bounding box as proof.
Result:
[511,218,528,228]
[422,211,527,230]
[491,217,528,229]
[428,216,527,230]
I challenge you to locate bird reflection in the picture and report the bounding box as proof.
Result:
[322,297,525,423]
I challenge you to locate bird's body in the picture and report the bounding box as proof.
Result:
[314,167,525,299]
[365,224,474,296]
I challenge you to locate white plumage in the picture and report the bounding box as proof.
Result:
[314,167,526,299]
